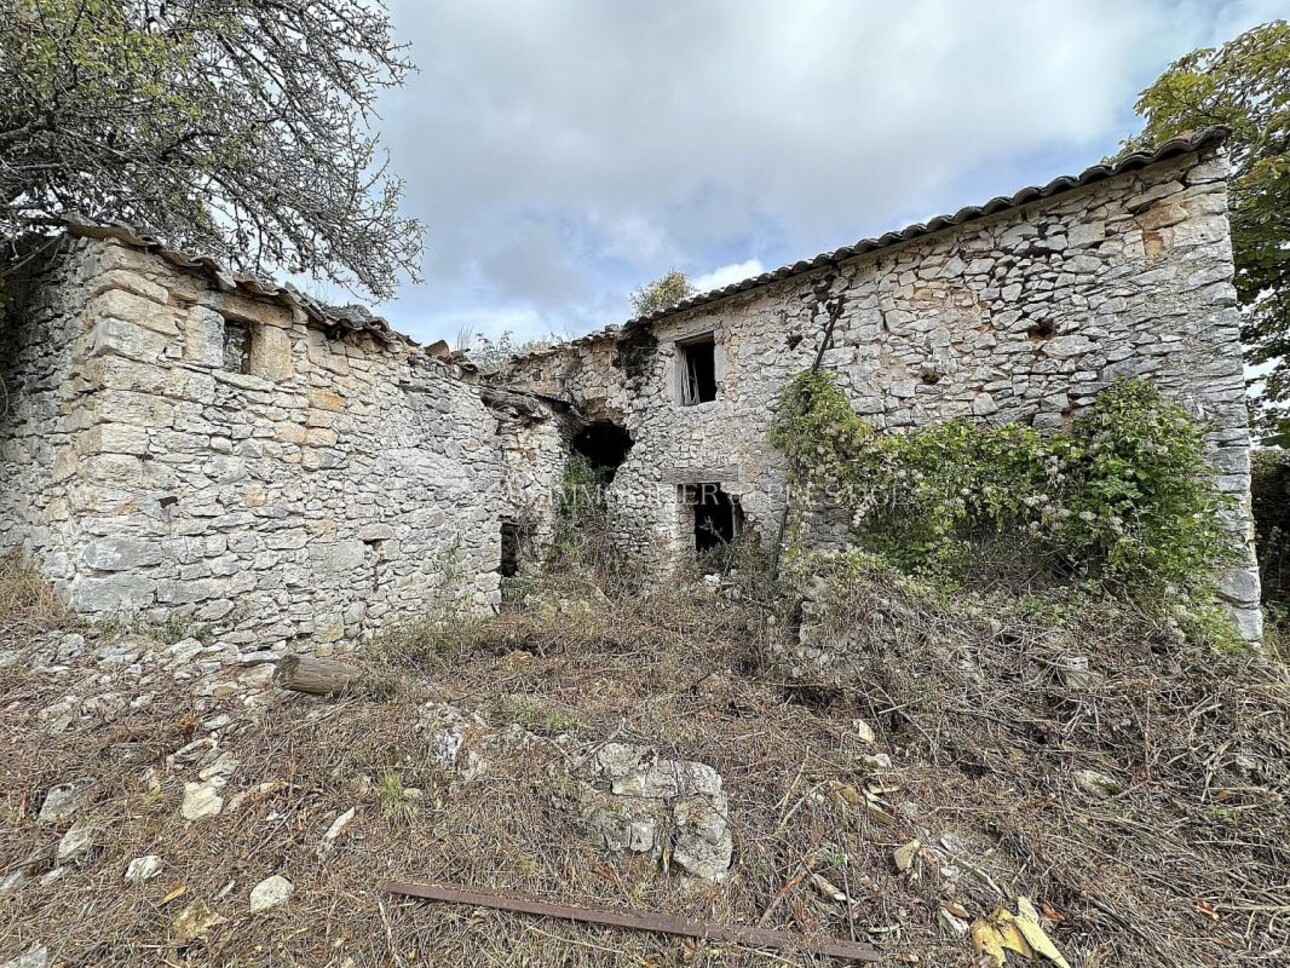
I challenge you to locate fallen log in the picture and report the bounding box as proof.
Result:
[274,654,364,696]
[383,879,880,962]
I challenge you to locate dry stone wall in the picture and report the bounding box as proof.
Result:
[1,238,506,650]
[509,147,1261,640]
[0,248,91,585]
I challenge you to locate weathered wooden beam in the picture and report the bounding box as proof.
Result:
[382,879,880,962]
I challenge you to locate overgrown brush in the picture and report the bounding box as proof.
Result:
[771,556,1290,965]
[0,550,66,630]
[538,453,647,596]
[3,523,1287,965]
[771,372,1240,644]
[376,575,776,676]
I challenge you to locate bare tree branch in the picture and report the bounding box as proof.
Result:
[0,0,423,299]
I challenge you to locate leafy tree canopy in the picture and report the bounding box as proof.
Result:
[0,0,422,299]
[1122,20,1290,430]
[629,269,697,317]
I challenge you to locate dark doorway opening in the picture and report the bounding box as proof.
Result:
[499,521,520,577]
[571,420,634,484]
[678,335,717,405]
[683,483,742,552]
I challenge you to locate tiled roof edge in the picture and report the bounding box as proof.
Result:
[63,218,419,348]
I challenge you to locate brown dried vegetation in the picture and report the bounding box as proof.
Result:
[0,560,1286,967]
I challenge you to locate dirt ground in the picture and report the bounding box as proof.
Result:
[1,563,1287,967]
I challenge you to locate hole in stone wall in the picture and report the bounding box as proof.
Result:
[678,335,717,405]
[612,328,659,388]
[499,521,520,577]
[1027,319,1054,341]
[223,319,253,373]
[920,371,941,386]
[682,483,743,552]
[571,420,634,484]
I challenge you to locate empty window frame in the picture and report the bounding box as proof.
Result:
[222,319,253,374]
[677,334,717,405]
[681,483,742,552]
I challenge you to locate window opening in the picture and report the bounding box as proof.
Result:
[499,521,520,577]
[223,320,252,373]
[678,335,717,405]
[682,483,742,552]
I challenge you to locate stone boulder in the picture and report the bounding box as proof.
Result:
[575,743,733,881]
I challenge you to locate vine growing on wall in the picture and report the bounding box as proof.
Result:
[770,371,1239,642]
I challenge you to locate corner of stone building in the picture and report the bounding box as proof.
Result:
[4,235,514,649]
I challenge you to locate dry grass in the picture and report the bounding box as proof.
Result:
[0,565,1287,967]
[0,550,67,635]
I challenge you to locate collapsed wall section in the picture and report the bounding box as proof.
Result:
[509,146,1261,639]
[0,237,505,649]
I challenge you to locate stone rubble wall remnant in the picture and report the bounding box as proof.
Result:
[0,141,1263,644]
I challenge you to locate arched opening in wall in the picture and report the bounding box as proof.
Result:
[571,420,634,484]
[681,483,743,553]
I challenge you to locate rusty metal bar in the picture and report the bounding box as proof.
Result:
[382,879,880,962]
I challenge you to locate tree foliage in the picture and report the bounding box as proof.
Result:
[629,269,696,317]
[0,0,422,299]
[1122,20,1290,426]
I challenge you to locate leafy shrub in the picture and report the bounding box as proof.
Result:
[541,454,642,595]
[770,372,1236,631]
[1252,447,1290,604]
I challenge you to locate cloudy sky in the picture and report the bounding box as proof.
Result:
[363,0,1284,346]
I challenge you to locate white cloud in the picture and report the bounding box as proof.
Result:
[693,260,767,294]
[368,0,1280,343]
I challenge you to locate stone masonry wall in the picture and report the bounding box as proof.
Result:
[0,237,506,651]
[0,244,91,585]
[509,147,1262,640]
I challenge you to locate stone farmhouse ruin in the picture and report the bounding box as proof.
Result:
[0,128,1262,645]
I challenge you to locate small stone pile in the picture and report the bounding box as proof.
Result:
[575,743,733,881]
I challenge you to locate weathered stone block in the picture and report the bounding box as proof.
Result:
[276,422,307,445]
[1137,200,1188,231]
[69,573,157,611]
[87,269,170,305]
[80,537,164,571]
[1044,335,1093,359]
[88,288,181,336]
[79,423,150,456]
[306,329,352,375]
[87,317,168,364]
[311,540,369,575]
[94,389,175,427]
[308,389,346,412]
[251,324,293,380]
[183,306,225,366]
[1067,221,1105,247]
